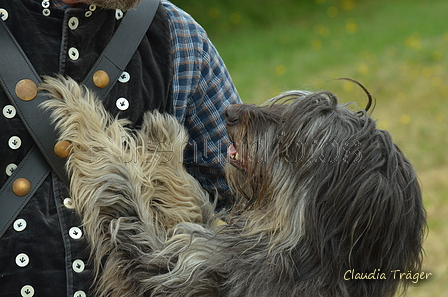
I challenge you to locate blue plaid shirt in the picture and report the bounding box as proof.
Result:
[164,1,241,206]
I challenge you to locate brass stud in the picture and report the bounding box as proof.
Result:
[12,178,31,197]
[54,140,72,158]
[92,70,110,89]
[15,79,38,101]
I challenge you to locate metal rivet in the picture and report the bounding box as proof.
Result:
[15,79,38,101]
[93,70,110,89]
[12,178,31,197]
[54,140,72,158]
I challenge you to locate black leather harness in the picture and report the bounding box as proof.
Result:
[0,0,160,238]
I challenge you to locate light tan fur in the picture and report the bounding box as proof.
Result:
[40,76,213,292]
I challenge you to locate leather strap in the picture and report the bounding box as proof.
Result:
[0,19,70,184]
[83,0,161,99]
[0,0,161,238]
[0,147,51,237]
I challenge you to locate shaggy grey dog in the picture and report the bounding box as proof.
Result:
[40,76,426,297]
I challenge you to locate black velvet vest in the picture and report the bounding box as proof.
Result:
[0,1,173,296]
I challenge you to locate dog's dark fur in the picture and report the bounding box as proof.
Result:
[40,76,426,297]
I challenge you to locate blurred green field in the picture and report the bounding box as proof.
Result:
[174,0,447,295]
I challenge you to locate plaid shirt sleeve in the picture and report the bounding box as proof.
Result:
[163,1,242,210]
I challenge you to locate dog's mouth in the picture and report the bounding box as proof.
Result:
[228,144,246,171]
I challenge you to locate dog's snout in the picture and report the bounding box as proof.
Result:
[225,105,239,125]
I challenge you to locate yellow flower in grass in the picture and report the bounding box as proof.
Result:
[346,18,358,34]
[400,114,411,125]
[275,64,286,76]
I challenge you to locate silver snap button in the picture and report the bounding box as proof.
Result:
[118,71,130,83]
[115,9,123,20]
[3,105,16,118]
[68,47,79,61]
[116,98,129,110]
[68,17,79,30]
[21,285,34,297]
[72,259,85,273]
[74,291,87,297]
[0,9,8,21]
[16,253,30,267]
[42,8,51,17]
[13,218,27,232]
[9,136,22,150]
[63,197,75,209]
[6,163,17,176]
[41,0,50,8]
[69,226,83,239]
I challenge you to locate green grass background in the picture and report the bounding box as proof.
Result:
[172,0,447,295]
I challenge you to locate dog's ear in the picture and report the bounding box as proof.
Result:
[303,125,425,296]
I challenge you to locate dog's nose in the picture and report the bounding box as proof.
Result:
[225,105,239,125]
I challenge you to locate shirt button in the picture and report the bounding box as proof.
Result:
[118,71,130,83]
[0,8,8,21]
[21,285,34,297]
[89,4,97,11]
[68,47,79,61]
[42,8,50,17]
[41,0,50,8]
[69,227,83,239]
[6,163,17,176]
[68,17,79,30]
[63,197,75,209]
[74,290,87,297]
[13,218,27,232]
[85,10,92,18]
[16,253,30,267]
[9,136,22,150]
[3,104,16,118]
[116,98,129,110]
[72,259,85,273]
[115,9,123,20]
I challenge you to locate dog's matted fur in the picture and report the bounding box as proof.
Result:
[40,76,426,297]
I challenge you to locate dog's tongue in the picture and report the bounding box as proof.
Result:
[228,144,238,157]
